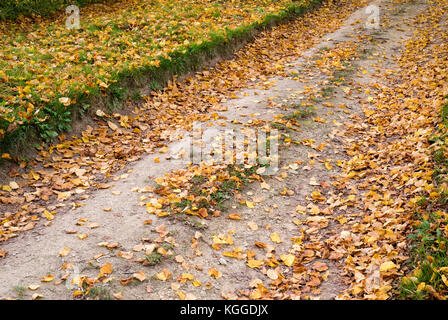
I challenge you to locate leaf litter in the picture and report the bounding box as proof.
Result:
[2,0,446,301]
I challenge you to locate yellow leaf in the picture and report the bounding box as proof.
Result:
[379,261,397,273]
[9,181,19,190]
[156,269,171,281]
[208,268,222,279]
[73,290,83,297]
[40,275,54,283]
[108,121,118,131]
[59,97,71,106]
[351,285,363,295]
[247,222,258,231]
[246,201,255,208]
[260,182,270,190]
[417,282,426,292]
[192,280,202,287]
[57,191,71,201]
[198,207,208,218]
[32,293,44,300]
[159,146,168,153]
[100,263,113,275]
[310,205,321,215]
[43,210,54,221]
[266,269,278,280]
[270,233,282,243]
[59,247,70,257]
[311,190,325,201]
[133,271,146,282]
[228,213,241,220]
[247,259,264,268]
[118,251,134,260]
[212,234,233,245]
[98,80,109,89]
[442,275,448,287]
[177,290,186,300]
[28,284,40,291]
[182,273,194,281]
[280,254,295,267]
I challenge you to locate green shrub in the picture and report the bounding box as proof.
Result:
[0,0,110,20]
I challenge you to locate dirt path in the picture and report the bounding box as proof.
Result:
[0,0,430,300]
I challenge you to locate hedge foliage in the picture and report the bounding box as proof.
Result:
[0,0,108,20]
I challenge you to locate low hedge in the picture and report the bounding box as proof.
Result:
[0,0,109,20]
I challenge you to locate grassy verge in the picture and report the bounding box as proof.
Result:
[400,98,448,300]
[0,0,323,156]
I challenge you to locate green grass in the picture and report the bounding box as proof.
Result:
[330,62,358,85]
[175,213,209,230]
[12,285,26,300]
[320,86,335,98]
[400,212,448,299]
[400,98,448,300]
[168,164,258,224]
[85,285,112,300]
[287,105,316,120]
[431,101,448,189]
[144,242,175,266]
[270,121,292,132]
[145,251,163,266]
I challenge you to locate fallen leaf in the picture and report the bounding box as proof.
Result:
[32,293,44,300]
[247,222,258,230]
[380,261,397,274]
[40,275,54,283]
[246,201,255,209]
[247,259,265,268]
[280,254,295,267]
[133,271,146,282]
[156,269,171,281]
[59,247,70,257]
[108,121,118,131]
[208,268,222,279]
[266,269,278,280]
[100,263,113,275]
[228,213,241,220]
[270,233,282,243]
[28,285,40,291]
